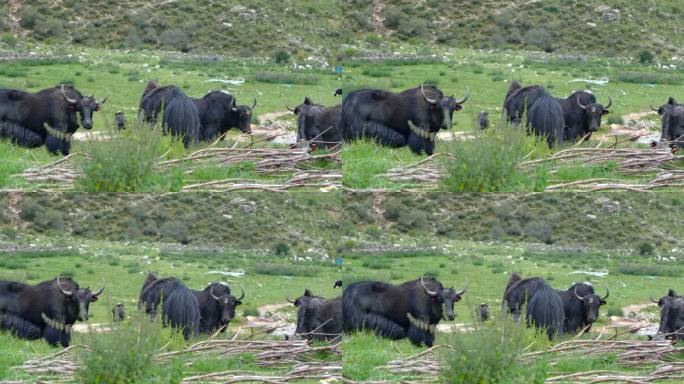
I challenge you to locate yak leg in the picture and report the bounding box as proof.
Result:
[44,134,71,156]
[407,324,434,347]
[43,325,71,347]
[0,121,44,148]
[407,132,434,155]
[0,313,42,339]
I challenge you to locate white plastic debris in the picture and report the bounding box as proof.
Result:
[206,78,245,85]
[570,270,609,277]
[205,269,245,277]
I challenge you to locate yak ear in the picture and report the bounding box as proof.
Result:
[602,109,610,115]
[669,97,677,105]
[304,289,312,297]
[668,289,677,297]
[600,299,606,305]
[235,300,242,306]
[304,97,313,105]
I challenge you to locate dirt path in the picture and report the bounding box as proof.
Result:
[622,111,657,122]
[258,111,291,123]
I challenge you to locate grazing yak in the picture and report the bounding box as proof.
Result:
[341,85,469,155]
[502,273,564,338]
[478,111,490,130]
[478,303,490,322]
[557,91,611,141]
[288,289,342,341]
[288,97,342,149]
[0,276,103,347]
[651,289,684,341]
[138,274,200,339]
[503,273,609,338]
[0,85,107,155]
[140,273,244,336]
[139,81,255,146]
[503,81,564,147]
[342,277,467,347]
[651,98,684,150]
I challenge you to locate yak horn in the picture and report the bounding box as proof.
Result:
[650,296,659,304]
[421,277,439,297]
[455,88,470,104]
[602,286,610,301]
[420,85,438,105]
[99,89,109,105]
[210,285,221,301]
[456,279,469,296]
[286,296,295,304]
[61,84,78,104]
[650,104,660,112]
[237,287,245,301]
[577,96,588,110]
[250,97,257,109]
[93,281,106,297]
[57,276,74,297]
[286,105,295,112]
[603,96,612,110]
[573,287,585,301]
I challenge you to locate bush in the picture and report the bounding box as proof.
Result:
[440,318,547,384]
[606,115,624,125]
[253,71,319,85]
[274,242,290,256]
[616,72,682,85]
[616,263,681,277]
[34,17,65,39]
[1,34,18,48]
[273,50,291,64]
[252,263,319,277]
[77,316,183,384]
[637,50,655,64]
[19,6,40,29]
[524,28,554,52]
[637,242,655,256]
[77,126,168,192]
[159,221,191,244]
[440,126,549,192]
[160,28,189,51]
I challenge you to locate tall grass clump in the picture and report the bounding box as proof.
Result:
[77,124,185,192]
[76,316,184,384]
[440,316,547,384]
[440,124,550,192]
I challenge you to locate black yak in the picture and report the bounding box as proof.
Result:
[115,111,127,130]
[138,273,200,340]
[138,83,200,148]
[193,282,244,334]
[0,85,107,155]
[112,303,126,322]
[478,303,490,322]
[288,97,342,149]
[503,81,564,147]
[341,85,469,155]
[289,289,342,341]
[651,289,684,341]
[651,98,684,150]
[478,111,489,130]
[557,91,612,141]
[502,273,564,339]
[557,283,608,333]
[343,277,467,347]
[139,81,255,145]
[0,276,102,347]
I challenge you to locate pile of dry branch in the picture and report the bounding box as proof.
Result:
[13,332,342,384]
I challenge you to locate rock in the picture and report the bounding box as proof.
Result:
[587,214,597,220]
[596,5,620,22]
[596,197,620,214]
[586,22,597,28]
[231,197,256,214]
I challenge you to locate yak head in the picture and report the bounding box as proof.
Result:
[294,294,326,338]
[60,84,108,130]
[420,277,468,322]
[75,283,105,321]
[576,94,611,133]
[651,289,684,340]
[53,276,82,322]
[230,98,257,134]
[662,105,684,146]
[287,97,318,116]
[287,288,324,307]
[420,85,469,131]
[573,285,608,324]
[209,284,244,325]
[651,97,679,116]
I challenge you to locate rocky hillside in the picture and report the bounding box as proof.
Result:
[1,1,683,59]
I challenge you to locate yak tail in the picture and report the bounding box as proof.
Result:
[526,281,564,339]
[163,92,200,148]
[0,313,42,340]
[162,284,200,340]
[527,91,564,147]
